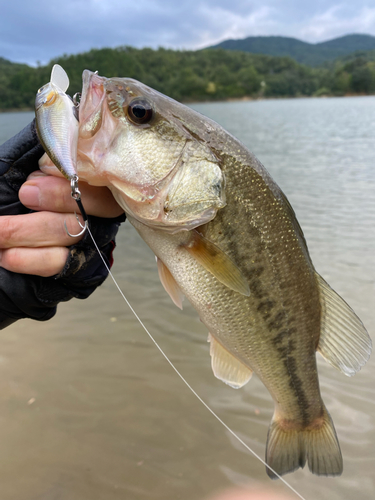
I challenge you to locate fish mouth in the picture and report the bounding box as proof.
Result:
[79,70,106,124]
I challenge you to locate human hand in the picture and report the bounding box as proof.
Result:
[0,120,125,329]
[0,171,123,277]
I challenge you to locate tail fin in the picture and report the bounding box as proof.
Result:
[265,407,343,479]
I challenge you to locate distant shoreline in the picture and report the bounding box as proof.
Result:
[184,92,373,105]
[0,107,35,114]
[0,92,373,113]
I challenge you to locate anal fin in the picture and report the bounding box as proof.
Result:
[208,333,252,389]
[156,257,184,310]
[183,230,250,296]
[316,273,372,376]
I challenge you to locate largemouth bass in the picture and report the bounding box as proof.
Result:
[39,69,372,479]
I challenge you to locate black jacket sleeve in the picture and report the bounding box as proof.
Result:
[0,120,125,329]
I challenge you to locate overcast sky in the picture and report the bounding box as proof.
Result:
[2,0,375,65]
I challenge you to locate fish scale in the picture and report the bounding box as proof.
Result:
[131,211,321,429]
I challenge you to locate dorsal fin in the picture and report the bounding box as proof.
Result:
[183,230,250,296]
[156,256,184,309]
[316,273,372,376]
[208,333,253,389]
[50,64,69,92]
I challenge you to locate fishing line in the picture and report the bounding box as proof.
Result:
[87,226,307,500]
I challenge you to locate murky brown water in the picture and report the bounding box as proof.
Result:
[0,97,374,500]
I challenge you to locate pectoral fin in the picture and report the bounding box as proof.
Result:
[208,333,252,389]
[184,231,250,296]
[156,257,184,310]
[316,273,372,376]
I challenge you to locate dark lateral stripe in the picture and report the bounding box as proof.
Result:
[276,341,310,425]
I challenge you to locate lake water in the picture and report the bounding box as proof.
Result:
[0,97,374,500]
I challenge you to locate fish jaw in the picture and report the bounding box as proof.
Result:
[79,70,106,139]
[77,71,226,232]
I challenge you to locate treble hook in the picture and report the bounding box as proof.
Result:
[64,175,89,237]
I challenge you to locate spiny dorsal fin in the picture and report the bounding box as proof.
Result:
[184,230,250,296]
[208,333,252,389]
[156,256,184,310]
[316,273,372,377]
[50,64,69,92]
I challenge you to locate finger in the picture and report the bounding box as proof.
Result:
[0,212,86,248]
[38,152,64,177]
[19,173,124,218]
[0,246,69,277]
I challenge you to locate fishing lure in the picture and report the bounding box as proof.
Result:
[35,64,88,235]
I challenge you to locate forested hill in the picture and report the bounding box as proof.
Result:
[1,45,375,111]
[210,34,375,66]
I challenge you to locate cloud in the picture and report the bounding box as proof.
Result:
[1,0,279,63]
[192,5,279,48]
[299,4,375,41]
[1,0,375,65]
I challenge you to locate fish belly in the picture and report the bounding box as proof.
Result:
[129,215,323,423]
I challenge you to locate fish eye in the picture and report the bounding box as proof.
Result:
[127,98,153,125]
[37,83,48,94]
[43,90,57,106]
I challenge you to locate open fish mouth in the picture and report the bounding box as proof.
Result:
[79,70,106,131]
